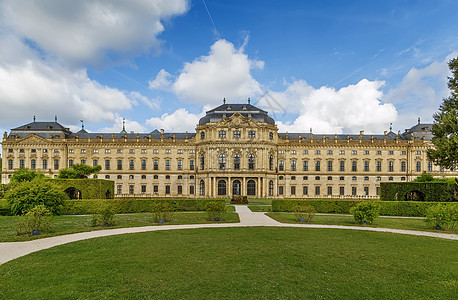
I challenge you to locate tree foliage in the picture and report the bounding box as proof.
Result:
[9,168,45,185]
[427,57,458,169]
[57,164,102,179]
[6,178,66,215]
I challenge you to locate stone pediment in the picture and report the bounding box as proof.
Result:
[216,113,259,128]
[15,134,49,145]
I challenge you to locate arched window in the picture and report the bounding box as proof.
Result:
[269,155,274,171]
[218,180,226,195]
[233,180,241,196]
[248,154,255,169]
[269,180,274,196]
[200,154,205,170]
[200,180,205,196]
[269,132,273,140]
[247,180,256,196]
[201,131,205,140]
[233,154,240,169]
[219,154,226,170]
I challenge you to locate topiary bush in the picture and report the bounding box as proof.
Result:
[90,202,115,227]
[6,178,66,215]
[151,201,173,223]
[206,201,226,221]
[293,203,315,223]
[350,202,381,225]
[425,203,457,231]
[15,205,53,236]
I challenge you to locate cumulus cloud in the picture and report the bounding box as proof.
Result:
[99,116,146,133]
[270,79,397,134]
[146,107,210,132]
[153,39,264,105]
[1,0,189,67]
[148,69,173,90]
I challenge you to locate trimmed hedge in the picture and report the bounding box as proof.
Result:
[0,199,11,216]
[54,179,114,199]
[271,199,456,217]
[380,182,456,202]
[62,199,226,215]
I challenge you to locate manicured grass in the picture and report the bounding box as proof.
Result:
[266,212,457,233]
[0,212,239,242]
[0,227,456,299]
[248,205,271,212]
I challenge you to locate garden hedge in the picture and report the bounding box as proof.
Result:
[0,199,11,216]
[380,182,456,202]
[271,199,456,217]
[54,179,114,199]
[61,198,226,215]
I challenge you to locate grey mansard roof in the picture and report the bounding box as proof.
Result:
[198,103,275,125]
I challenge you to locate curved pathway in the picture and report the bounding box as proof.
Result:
[1,206,456,265]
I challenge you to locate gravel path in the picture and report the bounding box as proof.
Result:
[1,206,456,265]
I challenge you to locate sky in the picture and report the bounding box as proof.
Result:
[0,0,457,154]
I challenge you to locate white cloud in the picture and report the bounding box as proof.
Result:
[146,108,207,132]
[269,79,397,134]
[1,0,189,66]
[170,39,263,105]
[99,116,146,133]
[148,69,173,90]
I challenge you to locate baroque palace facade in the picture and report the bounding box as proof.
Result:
[2,102,456,198]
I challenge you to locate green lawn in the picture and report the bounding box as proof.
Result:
[248,205,271,212]
[0,212,239,242]
[0,227,456,299]
[266,212,456,233]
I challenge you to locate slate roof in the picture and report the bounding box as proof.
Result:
[199,103,275,125]
[12,121,70,132]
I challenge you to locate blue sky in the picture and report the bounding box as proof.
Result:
[0,0,457,151]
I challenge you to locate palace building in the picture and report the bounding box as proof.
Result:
[2,101,456,198]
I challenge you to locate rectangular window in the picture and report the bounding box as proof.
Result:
[141,160,146,170]
[328,150,333,155]
[31,159,36,170]
[105,160,110,170]
[117,185,122,195]
[376,161,382,172]
[416,151,421,155]
[93,149,99,153]
[291,186,296,195]
[154,160,159,170]
[166,160,171,170]
[315,161,320,171]
[190,160,195,170]
[428,161,433,172]
[190,149,195,154]
[376,186,380,195]
[189,185,195,195]
[364,161,369,172]
[303,186,308,195]
[364,187,369,196]
[315,186,320,196]
[352,150,357,155]
[376,150,381,155]
[141,185,146,194]
[178,185,182,194]
[117,160,122,170]
[117,149,123,153]
[401,161,406,172]
[352,186,357,195]
[278,186,284,195]
[291,161,296,171]
[327,186,332,195]
[19,159,25,168]
[81,149,86,153]
[401,151,406,155]
[43,159,48,169]
[54,149,59,153]
[416,161,421,172]
[105,149,110,153]
[303,150,308,154]
[43,149,48,153]
[303,161,308,171]
[153,185,159,194]
[129,149,135,154]
[165,185,170,195]
[388,151,394,155]
[291,150,296,155]
[93,160,98,167]
[165,149,171,154]
[340,186,344,196]
[352,161,357,172]
[69,159,73,168]
[69,149,74,153]
[340,161,345,172]
[81,159,86,165]
[54,159,59,170]
[154,149,159,154]
[129,160,134,170]
[178,149,183,154]
[327,161,332,171]
[279,161,284,171]
[178,160,183,170]
[364,150,369,155]
[129,185,134,195]
[316,150,321,155]
[388,161,394,172]
[340,150,345,155]
[141,149,146,154]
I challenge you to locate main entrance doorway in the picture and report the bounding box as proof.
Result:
[232,180,241,196]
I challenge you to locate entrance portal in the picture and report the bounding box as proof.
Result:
[233,180,241,196]
[247,180,256,196]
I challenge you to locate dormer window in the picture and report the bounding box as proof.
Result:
[242,106,247,110]
[227,106,232,111]
[248,130,255,139]
[219,130,226,138]
[233,130,240,139]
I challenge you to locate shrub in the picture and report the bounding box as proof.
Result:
[231,196,248,204]
[6,178,66,215]
[16,205,52,236]
[293,203,315,223]
[350,202,381,225]
[90,202,115,227]
[151,201,173,223]
[206,201,226,221]
[9,168,45,184]
[425,203,457,231]
[0,199,11,216]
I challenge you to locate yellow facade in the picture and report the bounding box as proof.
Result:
[2,103,456,198]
